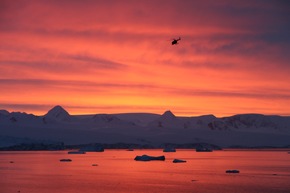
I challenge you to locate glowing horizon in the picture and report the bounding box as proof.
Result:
[1,0,290,117]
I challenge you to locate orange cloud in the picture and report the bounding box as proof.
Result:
[1,0,290,116]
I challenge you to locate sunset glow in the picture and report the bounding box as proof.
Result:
[1,0,290,116]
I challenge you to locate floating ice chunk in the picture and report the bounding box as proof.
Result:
[134,155,165,161]
[226,170,240,173]
[60,159,72,162]
[173,159,186,163]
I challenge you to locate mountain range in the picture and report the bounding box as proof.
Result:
[1,105,290,148]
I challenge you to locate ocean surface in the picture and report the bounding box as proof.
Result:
[0,149,290,193]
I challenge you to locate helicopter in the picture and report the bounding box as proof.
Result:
[172,37,181,45]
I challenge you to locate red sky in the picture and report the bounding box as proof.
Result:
[1,0,290,116]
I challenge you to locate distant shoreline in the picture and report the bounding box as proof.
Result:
[1,143,290,152]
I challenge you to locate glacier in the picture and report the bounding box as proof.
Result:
[1,106,290,148]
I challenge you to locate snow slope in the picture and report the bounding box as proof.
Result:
[1,106,290,147]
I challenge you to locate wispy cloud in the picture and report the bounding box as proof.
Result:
[1,0,290,116]
[1,78,289,101]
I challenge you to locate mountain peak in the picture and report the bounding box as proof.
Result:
[45,105,70,120]
[161,110,176,119]
[0,109,10,115]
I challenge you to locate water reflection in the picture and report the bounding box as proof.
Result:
[0,149,290,193]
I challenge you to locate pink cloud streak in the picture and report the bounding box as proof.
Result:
[1,0,290,116]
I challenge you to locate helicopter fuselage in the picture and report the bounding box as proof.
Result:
[172,38,181,45]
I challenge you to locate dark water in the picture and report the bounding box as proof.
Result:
[0,150,290,193]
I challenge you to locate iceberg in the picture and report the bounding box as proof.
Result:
[173,159,186,163]
[134,155,165,161]
[226,170,240,173]
[60,159,72,162]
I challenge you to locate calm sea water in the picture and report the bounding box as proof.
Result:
[0,149,290,193]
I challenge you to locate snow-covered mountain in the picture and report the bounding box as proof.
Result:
[44,105,72,121]
[1,106,290,147]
